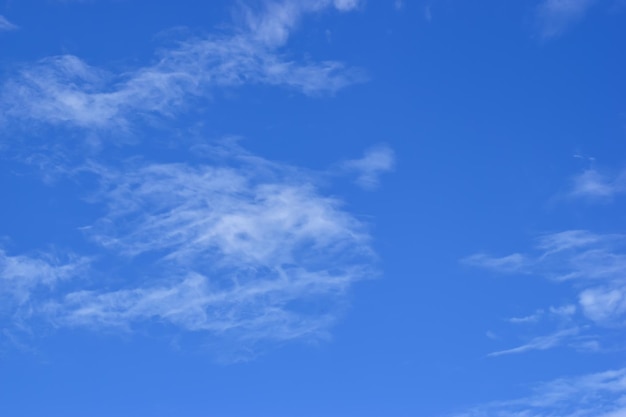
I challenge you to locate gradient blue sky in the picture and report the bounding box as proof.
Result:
[1,1,625,416]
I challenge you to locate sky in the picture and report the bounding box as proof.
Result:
[0,0,625,416]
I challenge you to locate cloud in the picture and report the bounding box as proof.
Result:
[508,310,545,324]
[0,249,88,309]
[0,15,17,32]
[424,5,433,21]
[341,145,395,190]
[35,144,376,351]
[579,287,626,323]
[0,1,380,358]
[465,230,626,354]
[570,169,626,200]
[0,1,365,132]
[242,0,362,47]
[508,306,575,324]
[535,0,599,38]
[487,327,581,356]
[453,367,626,417]
[465,230,626,284]
[463,253,529,274]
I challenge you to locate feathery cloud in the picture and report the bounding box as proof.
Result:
[0,249,88,310]
[454,367,626,417]
[465,230,626,354]
[570,168,626,200]
[535,0,599,38]
[31,144,377,352]
[0,1,365,132]
[0,1,380,358]
[0,15,17,32]
[341,145,395,190]
[487,327,581,357]
[242,0,362,47]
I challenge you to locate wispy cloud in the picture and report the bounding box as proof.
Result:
[487,327,581,357]
[241,0,362,47]
[0,1,382,358]
[465,230,626,354]
[463,253,529,274]
[508,305,576,324]
[0,249,88,308]
[0,1,365,132]
[35,144,376,353]
[453,367,626,417]
[341,145,395,190]
[464,230,625,283]
[0,15,17,32]
[535,0,599,38]
[570,168,626,200]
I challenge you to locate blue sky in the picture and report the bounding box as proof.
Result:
[0,0,625,416]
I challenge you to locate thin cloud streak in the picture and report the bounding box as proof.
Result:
[535,0,599,38]
[487,327,580,357]
[570,168,626,200]
[0,1,365,131]
[508,305,576,324]
[0,1,380,356]
[341,145,395,190]
[453,367,626,417]
[0,15,17,31]
[39,144,376,349]
[241,0,362,47]
[465,230,626,354]
[0,249,88,309]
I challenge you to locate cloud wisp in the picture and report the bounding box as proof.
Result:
[465,230,626,354]
[0,249,88,322]
[570,168,626,201]
[487,327,582,357]
[340,145,395,190]
[29,144,377,353]
[0,0,365,132]
[0,15,17,32]
[535,0,599,38]
[240,0,362,47]
[453,367,626,417]
[0,1,385,359]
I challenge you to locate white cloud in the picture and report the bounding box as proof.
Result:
[0,1,380,357]
[424,5,433,21]
[535,0,599,38]
[487,327,580,356]
[0,249,87,306]
[463,253,529,274]
[466,230,626,284]
[38,144,375,350]
[341,145,395,190]
[454,367,626,417]
[0,15,17,32]
[508,306,576,324]
[536,229,603,254]
[466,230,626,354]
[579,287,626,324]
[242,0,355,47]
[333,0,361,11]
[570,169,626,200]
[242,0,362,46]
[0,1,365,131]
[509,310,545,324]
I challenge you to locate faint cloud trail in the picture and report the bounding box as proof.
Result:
[0,15,17,32]
[0,1,366,132]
